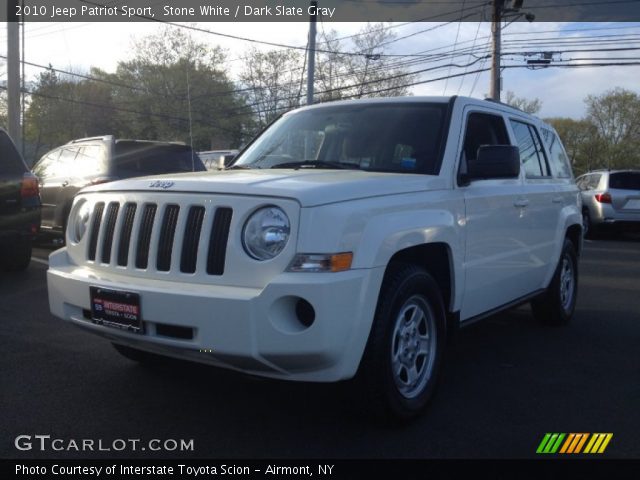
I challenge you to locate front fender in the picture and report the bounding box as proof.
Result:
[297,191,465,312]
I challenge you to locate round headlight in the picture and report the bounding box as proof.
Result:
[69,200,92,244]
[242,206,290,260]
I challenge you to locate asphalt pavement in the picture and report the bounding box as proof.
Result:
[1,235,639,459]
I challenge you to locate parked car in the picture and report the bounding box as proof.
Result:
[32,136,206,239]
[46,97,582,420]
[576,169,640,237]
[199,149,239,170]
[0,128,41,271]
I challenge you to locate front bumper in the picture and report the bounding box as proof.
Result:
[47,248,384,382]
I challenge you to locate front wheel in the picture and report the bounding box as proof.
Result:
[531,239,578,325]
[356,263,446,421]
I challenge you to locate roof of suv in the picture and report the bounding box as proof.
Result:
[66,136,188,147]
[290,95,547,126]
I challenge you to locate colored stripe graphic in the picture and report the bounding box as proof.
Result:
[538,433,613,454]
[536,433,565,454]
[584,433,614,454]
[574,433,589,453]
[536,433,552,454]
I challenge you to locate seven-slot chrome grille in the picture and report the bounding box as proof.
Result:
[86,200,232,276]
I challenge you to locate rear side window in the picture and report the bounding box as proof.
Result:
[609,172,640,190]
[75,145,107,177]
[587,174,602,189]
[55,148,80,177]
[510,120,550,178]
[541,128,572,178]
[113,143,206,177]
[0,131,26,175]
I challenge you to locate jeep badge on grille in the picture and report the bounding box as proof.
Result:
[149,180,175,189]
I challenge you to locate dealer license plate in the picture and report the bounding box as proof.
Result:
[90,287,143,333]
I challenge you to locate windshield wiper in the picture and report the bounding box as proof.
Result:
[271,160,361,170]
[226,164,256,170]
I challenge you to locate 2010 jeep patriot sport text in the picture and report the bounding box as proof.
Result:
[47,96,582,420]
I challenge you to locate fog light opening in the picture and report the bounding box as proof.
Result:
[295,299,315,328]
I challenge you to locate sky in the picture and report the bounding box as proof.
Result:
[1,20,640,120]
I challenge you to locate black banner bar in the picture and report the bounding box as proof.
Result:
[3,0,640,22]
[4,459,640,479]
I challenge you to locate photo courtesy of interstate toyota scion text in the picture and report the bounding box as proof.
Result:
[46,96,582,420]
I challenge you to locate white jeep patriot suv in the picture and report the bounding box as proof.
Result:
[47,96,582,419]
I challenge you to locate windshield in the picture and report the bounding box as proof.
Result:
[234,103,447,175]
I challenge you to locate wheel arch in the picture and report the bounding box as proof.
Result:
[385,243,455,314]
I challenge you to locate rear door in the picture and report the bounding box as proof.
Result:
[508,119,559,291]
[459,109,531,320]
[608,171,640,214]
[33,147,78,231]
[0,131,27,224]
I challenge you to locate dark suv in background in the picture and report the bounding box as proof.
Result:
[32,136,206,239]
[0,129,41,271]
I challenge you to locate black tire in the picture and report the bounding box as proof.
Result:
[356,263,447,421]
[582,209,591,238]
[531,239,578,326]
[112,343,165,365]
[582,209,598,239]
[0,239,32,272]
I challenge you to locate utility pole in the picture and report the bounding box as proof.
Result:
[306,0,317,105]
[489,0,504,101]
[7,1,22,150]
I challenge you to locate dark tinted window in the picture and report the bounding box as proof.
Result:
[113,143,205,177]
[462,112,510,161]
[609,172,640,190]
[0,131,26,175]
[235,103,447,174]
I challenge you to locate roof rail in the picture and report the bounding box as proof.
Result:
[67,135,112,144]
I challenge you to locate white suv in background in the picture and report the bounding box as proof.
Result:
[576,169,640,237]
[47,96,582,420]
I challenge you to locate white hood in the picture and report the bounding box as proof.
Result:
[81,169,447,207]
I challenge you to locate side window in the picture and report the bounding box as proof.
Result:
[55,148,80,177]
[33,150,61,180]
[75,145,107,177]
[460,112,510,175]
[509,120,550,178]
[576,175,589,190]
[541,128,572,178]
[588,174,602,189]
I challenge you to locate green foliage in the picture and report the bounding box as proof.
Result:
[545,117,604,176]
[505,90,542,114]
[239,22,414,131]
[546,88,640,174]
[24,27,253,163]
[239,47,305,130]
[584,88,640,170]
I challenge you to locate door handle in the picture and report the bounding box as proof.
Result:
[514,198,530,208]
[61,180,69,187]
[552,196,563,204]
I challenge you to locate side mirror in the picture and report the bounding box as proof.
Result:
[468,145,520,180]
